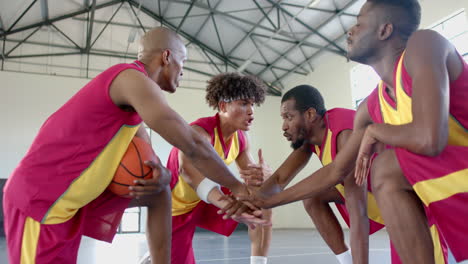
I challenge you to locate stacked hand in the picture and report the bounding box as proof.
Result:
[239,149,272,187]
[217,187,274,228]
[217,193,270,229]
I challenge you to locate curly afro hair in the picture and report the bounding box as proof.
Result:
[206,72,266,110]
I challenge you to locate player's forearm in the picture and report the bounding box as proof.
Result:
[264,166,342,208]
[188,136,243,192]
[368,123,445,156]
[146,186,171,264]
[207,188,229,209]
[258,175,286,196]
[259,149,311,196]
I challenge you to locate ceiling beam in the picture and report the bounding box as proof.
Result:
[176,0,197,32]
[85,0,96,52]
[272,34,347,85]
[0,0,123,38]
[226,0,280,57]
[257,0,357,77]
[266,0,346,54]
[189,0,223,45]
[90,1,124,48]
[40,0,49,21]
[7,0,39,32]
[49,23,82,50]
[281,2,357,17]
[128,1,147,33]
[5,26,42,57]
[128,0,281,95]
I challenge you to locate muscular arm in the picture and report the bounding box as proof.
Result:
[258,144,312,196]
[263,101,373,208]
[177,125,226,207]
[340,129,369,264]
[366,30,460,156]
[110,71,244,194]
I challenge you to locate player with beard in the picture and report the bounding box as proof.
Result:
[229,0,467,263]
[238,84,445,264]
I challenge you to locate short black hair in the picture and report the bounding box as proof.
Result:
[367,0,421,41]
[281,85,326,116]
[206,72,266,110]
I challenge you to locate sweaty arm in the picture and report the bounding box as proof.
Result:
[365,30,459,156]
[340,129,370,264]
[262,101,374,208]
[109,70,245,195]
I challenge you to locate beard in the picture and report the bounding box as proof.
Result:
[291,138,305,150]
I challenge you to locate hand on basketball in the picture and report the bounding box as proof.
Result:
[355,126,378,186]
[129,157,171,199]
[239,149,273,187]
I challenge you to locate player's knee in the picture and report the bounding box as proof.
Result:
[302,197,323,214]
[370,150,402,194]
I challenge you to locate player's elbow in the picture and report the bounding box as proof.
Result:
[182,135,211,161]
[330,164,349,184]
[417,131,448,157]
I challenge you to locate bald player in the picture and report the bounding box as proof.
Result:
[3,27,253,264]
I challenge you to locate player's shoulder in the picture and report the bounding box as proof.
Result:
[406,29,452,56]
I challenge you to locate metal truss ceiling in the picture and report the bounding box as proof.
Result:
[0,0,363,95]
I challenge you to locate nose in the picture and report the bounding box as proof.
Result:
[347,25,355,37]
[282,121,288,131]
[247,104,254,115]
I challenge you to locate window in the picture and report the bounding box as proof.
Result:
[118,207,142,233]
[350,10,468,108]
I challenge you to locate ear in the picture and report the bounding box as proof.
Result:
[218,101,227,113]
[161,49,171,66]
[305,108,318,122]
[378,23,394,40]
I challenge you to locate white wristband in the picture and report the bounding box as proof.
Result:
[196,178,221,204]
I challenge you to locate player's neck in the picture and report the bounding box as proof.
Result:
[308,117,326,146]
[218,115,237,143]
[371,44,405,89]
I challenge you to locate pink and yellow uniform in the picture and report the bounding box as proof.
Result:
[366,51,468,262]
[313,108,447,263]
[3,61,147,264]
[168,113,246,264]
[312,108,385,233]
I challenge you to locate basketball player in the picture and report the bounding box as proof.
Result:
[162,72,271,264]
[233,0,468,263]
[3,27,255,264]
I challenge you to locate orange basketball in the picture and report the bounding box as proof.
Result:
[108,136,157,196]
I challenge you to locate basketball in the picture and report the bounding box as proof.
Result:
[108,136,157,196]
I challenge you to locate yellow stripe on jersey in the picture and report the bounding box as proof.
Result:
[172,128,241,216]
[319,129,385,225]
[412,168,468,207]
[378,51,468,146]
[42,124,140,224]
[430,224,446,264]
[21,217,40,264]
